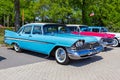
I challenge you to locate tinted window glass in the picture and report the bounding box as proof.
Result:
[67,26,78,32]
[79,26,88,31]
[43,25,67,34]
[32,25,42,34]
[22,25,32,34]
[101,28,108,32]
[92,28,99,32]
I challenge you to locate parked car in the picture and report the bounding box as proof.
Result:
[66,24,115,48]
[4,23,103,65]
[88,26,120,47]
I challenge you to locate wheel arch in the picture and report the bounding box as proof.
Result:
[50,46,67,56]
[113,37,119,47]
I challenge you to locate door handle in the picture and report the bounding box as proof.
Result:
[29,35,32,37]
[19,34,21,36]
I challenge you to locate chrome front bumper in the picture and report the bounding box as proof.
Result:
[67,45,103,60]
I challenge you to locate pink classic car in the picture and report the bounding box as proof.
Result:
[88,26,120,47]
[66,24,115,48]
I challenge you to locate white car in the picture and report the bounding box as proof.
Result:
[88,26,120,47]
[107,32,120,47]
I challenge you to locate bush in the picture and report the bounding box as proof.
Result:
[0,27,15,36]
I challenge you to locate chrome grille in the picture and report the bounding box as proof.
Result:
[103,38,113,43]
[76,42,100,50]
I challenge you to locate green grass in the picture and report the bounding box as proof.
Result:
[0,35,4,44]
[0,35,13,47]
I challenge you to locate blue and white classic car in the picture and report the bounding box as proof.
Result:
[4,23,103,64]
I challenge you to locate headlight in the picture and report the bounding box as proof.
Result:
[75,41,84,47]
[71,45,77,50]
[70,40,84,50]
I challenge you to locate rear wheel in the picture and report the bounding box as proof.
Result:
[13,43,21,52]
[55,47,70,65]
[112,38,119,47]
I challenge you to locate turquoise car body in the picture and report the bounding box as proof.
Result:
[4,23,103,59]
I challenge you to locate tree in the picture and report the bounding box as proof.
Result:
[0,0,14,27]
[0,0,120,32]
[14,0,20,31]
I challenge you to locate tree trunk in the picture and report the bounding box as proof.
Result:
[82,0,90,25]
[14,0,20,31]
[82,0,86,24]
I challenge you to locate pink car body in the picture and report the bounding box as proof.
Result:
[67,25,115,47]
[72,31,115,39]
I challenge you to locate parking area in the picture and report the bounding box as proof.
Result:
[0,46,120,80]
[0,47,48,69]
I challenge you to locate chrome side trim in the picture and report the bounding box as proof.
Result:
[5,37,55,45]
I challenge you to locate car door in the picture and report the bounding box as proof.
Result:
[17,25,33,50]
[29,25,62,55]
[28,25,43,52]
[28,25,55,55]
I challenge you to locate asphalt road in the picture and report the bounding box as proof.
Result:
[0,47,49,69]
[0,47,120,80]
[0,46,118,70]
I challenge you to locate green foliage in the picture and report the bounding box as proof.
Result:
[0,27,14,44]
[0,0,14,26]
[0,35,4,44]
[0,0,120,32]
[0,27,14,36]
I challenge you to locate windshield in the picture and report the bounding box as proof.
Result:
[43,24,68,34]
[79,26,89,31]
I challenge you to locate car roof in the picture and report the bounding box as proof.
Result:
[88,26,104,28]
[23,23,64,26]
[67,24,87,27]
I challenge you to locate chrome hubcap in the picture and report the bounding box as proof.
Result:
[14,44,19,51]
[112,39,118,47]
[55,48,66,63]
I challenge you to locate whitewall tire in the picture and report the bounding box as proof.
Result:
[13,43,21,52]
[112,38,119,47]
[55,47,70,65]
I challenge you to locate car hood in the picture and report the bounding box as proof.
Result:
[78,31,115,39]
[52,33,98,43]
[107,32,120,38]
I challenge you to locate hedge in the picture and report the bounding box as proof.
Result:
[0,27,15,36]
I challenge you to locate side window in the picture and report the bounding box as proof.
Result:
[75,27,79,32]
[67,27,75,32]
[87,28,91,31]
[22,26,32,34]
[101,28,104,32]
[92,28,99,32]
[44,26,57,34]
[67,27,79,32]
[32,25,42,34]
[103,28,108,32]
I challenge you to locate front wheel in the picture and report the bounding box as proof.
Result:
[55,47,70,65]
[13,43,21,52]
[112,38,119,47]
